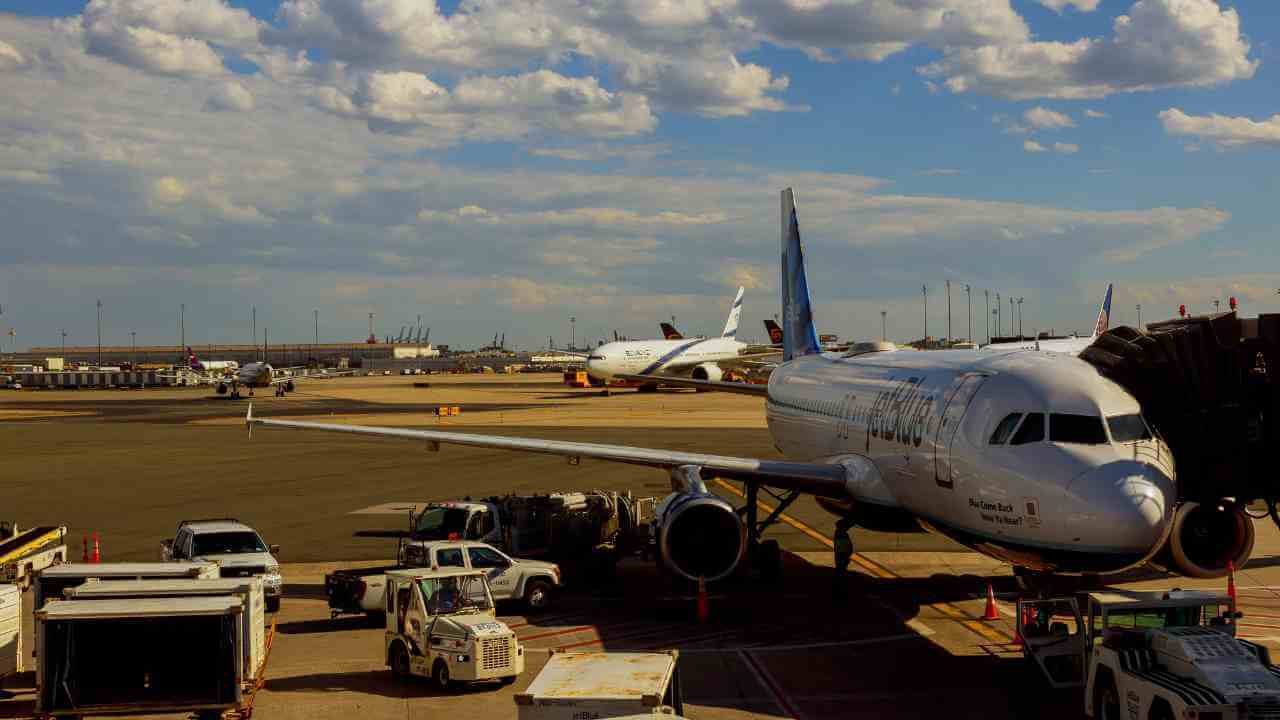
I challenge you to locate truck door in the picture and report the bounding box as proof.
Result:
[467,547,514,599]
[1016,597,1086,689]
[933,373,987,489]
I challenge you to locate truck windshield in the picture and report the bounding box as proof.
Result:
[419,575,493,615]
[413,507,470,540]
[192,531,266,555]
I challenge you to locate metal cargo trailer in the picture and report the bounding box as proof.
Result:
[0,584,19,680]
[515,651,684,719]
[34,562,218,609]
[36,597,244,717]
[65,578,267,683]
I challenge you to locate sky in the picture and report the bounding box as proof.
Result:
[0,0,1277,350]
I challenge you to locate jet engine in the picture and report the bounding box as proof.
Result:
[655,466,747,583]
[216,384,228,395]
[285,381,295,392]
[690,363,723,382]
[1152,501,1254,579]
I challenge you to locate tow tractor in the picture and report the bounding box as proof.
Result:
[384,567,524,691]
[1019,588,1280,719]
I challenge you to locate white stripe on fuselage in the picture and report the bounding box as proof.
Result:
[763,348,1174,570]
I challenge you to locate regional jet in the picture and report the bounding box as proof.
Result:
[248,189,1254,588]
[982,284,1113,355]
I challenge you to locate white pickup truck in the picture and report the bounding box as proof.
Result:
[160,518,284,611]
[326,541,560,618]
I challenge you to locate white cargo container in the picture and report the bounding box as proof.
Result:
[0,584,19,680]
[514,651,685,719]
[34,561,219,609]
[66,578,267,683]
[36,596,245,717]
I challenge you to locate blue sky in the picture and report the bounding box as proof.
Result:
[0,0,1276,350]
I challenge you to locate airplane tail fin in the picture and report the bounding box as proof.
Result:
[1090,283,1114,338]
[659,323,684,340]
[186,346,202,370]
[780,188,821,362]
[721,286,745,338]
[763,319,783,345]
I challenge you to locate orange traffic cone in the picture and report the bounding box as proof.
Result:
[697,576,709,623]
[82,535,89,563]
[91,531,101,564]
[1228,561,1237,603]
[983,582,1000,621]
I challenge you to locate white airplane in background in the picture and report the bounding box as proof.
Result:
[583,286,775,387]
[247,189,1254,589]
[983,284,1113,355]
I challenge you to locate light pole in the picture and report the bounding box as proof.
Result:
[131,331,136,366]
[1009,296,1015,338]
[314,309,319,352]
[1017,298,1024,338]
[995,293,1001,339]
[96,299,102,367]
[180,303,185,355]
[992,307,998,340]
[945,279,952,344]
[881,310,887,341]
[964,284,972,343]
[984,290,990,344]
[1136,304,1142,329]
[570,317,576,350]
[61,330,66,356]
[922,284,928,343]
[252,306,257,355]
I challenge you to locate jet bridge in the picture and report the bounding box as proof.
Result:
[1081,312,1280,523]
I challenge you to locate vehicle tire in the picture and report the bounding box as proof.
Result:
[524,579,553,612]
[266,597,281,613]
[390,643,410,680]
[1093,673,1121,720]
[432,659,455,691]
[499,675,517,686]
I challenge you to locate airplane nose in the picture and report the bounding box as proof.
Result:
[1066,461,1175,556]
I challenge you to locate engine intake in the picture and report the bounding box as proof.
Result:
[1152,501,1254,579]
[690,363,723,382]
[656,492,745,583]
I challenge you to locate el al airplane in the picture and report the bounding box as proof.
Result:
[982,284,1114,355]
[246,189,1253,586]
[582,286,776,386]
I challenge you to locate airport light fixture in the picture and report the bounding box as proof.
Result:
[96,299,102,367]
[922,284,928,342]
[1009,296,1015,338]
[995,293,1001,338]
[1017,298,1024,338]
[131,331,136,365]
[61,330,66,355]
[945,279,952,344]
[570,316,576,351]
[1137,304,1142,329]
[984,290,990,344]
[964,284,972,343]
[881,310,887,341]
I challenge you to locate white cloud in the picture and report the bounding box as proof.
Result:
[1038,0,1102,11]
[0,39,24,70]
[150,176,188,205]
[1084,109,1108,118]
[1024,106,1075,130]
[1024,139,1047,153]
[205,81,255,112]
[84,24,225,76]
[921,0,1257,100]
[75,0,262,77]
[1053,142,1080,154]
[1159,108,1280,148]
[706,261,772,291]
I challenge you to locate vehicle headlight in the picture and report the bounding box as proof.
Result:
[263,565,282,583]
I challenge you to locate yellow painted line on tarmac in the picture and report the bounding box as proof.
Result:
[712,478,1013,645]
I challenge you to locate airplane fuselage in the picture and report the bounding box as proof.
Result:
[586,337,749,381]
[764,348,1176,574]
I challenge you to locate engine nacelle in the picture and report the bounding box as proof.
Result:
[655,469,746,583]
[216,383,228,395]
[689,363,723,382]
[1151,501,1254,579]
[285,380,295,392]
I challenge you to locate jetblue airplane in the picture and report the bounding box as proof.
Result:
[248,189,1252,586]
[582,286,774,387]
[983,284,1114,355]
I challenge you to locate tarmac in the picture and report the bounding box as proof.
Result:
[4,373,1280,719]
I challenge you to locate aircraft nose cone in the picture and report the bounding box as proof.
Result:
[1066,461,1174,557]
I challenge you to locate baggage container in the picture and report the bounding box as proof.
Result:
[34,561,218,609]
[66,577,267,682]
[515,651,684,719]
[36,596,244,717]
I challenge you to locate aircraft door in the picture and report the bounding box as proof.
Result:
[1016,597,1086,689]
[933,373,987,489]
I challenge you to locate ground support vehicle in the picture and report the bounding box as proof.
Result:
[64,578,268,684]
[34,561,219,610]
[384,568,524,690]
[1019,589,1280,719]
[35,596,247,718]
[514,650,685,719]
[398,492,653,577]
[0,523,67,590]
[160,518,284,612]
[0,585,19,682]
[329,541,561,617]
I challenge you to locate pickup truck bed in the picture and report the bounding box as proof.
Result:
[325,566,397,617]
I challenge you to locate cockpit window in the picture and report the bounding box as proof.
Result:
[1010,413,1045,445]
[1107,414,1152,442]
[1049,414,1108,445]
[990,413,1023,444]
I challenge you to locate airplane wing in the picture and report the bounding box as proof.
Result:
[268,369,354,385]
[245,405,846,498]
[614,373,768,397]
